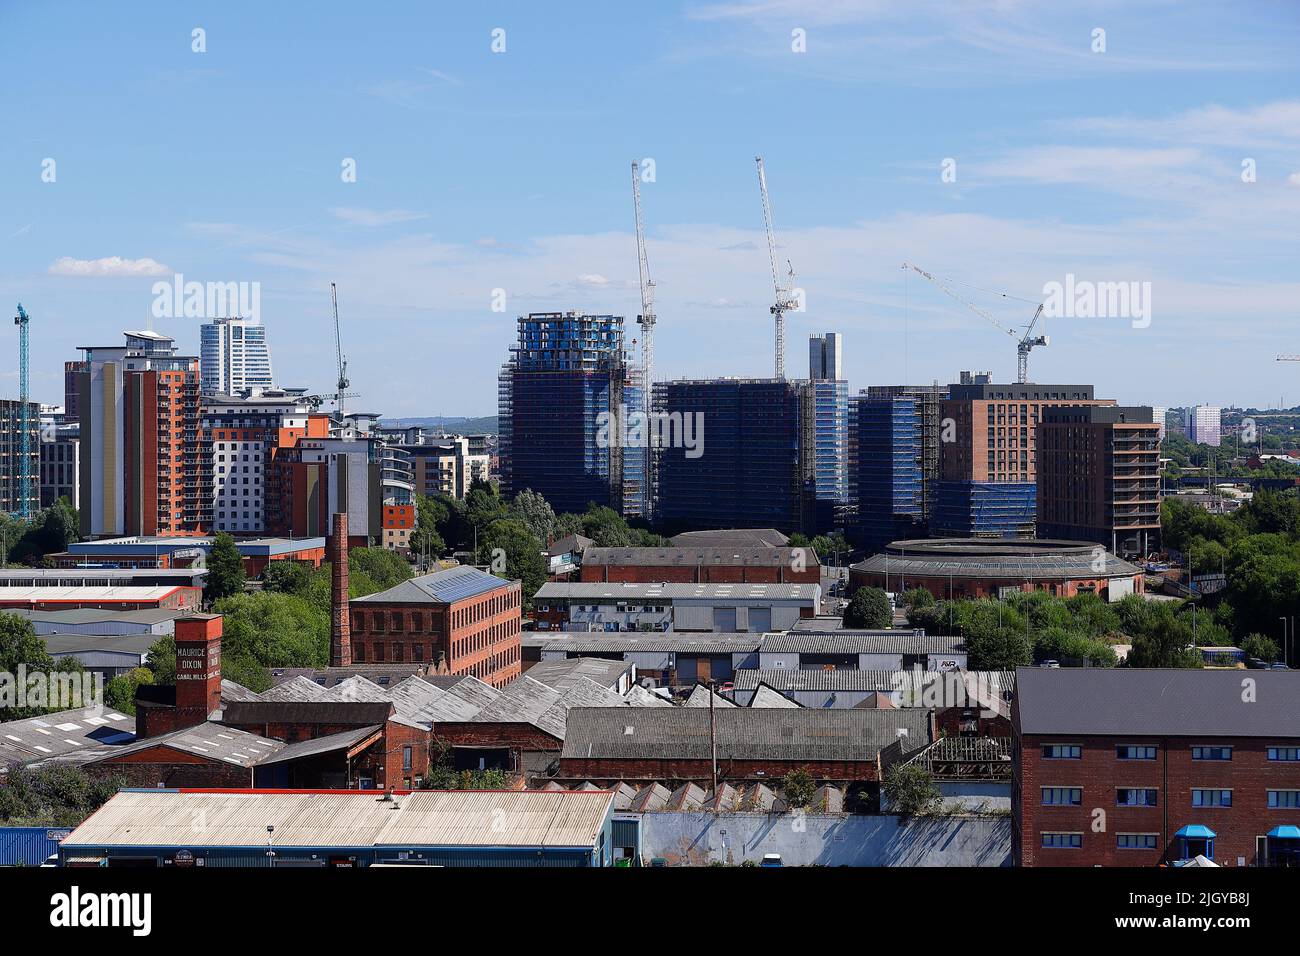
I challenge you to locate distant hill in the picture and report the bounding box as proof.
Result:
[381,415,498,434]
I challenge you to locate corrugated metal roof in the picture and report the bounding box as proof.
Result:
[747,684,802,708]
[259,676,333,702]
[1015,667,1300,737]
[682,684,736,709]
[41,633,158,656]
[257,726,385,766]
[561,707,931,762]
[525,658,633,691]
[61,789,614,850]
[90,722,284,768]
[525,633,765,654]
[734,670,906,692]
[670,529,789,547]
[0,706,135,763]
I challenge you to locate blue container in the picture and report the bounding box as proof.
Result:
[0,826,71,866]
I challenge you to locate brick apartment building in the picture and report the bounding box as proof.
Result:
[348,566,522,686]
[577,545,821,585]
[1013,667,1300,867]
[934,378,1116,538]
[1036,405,1162,559]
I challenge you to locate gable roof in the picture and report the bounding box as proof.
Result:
[88,722,284,768]
[351,566,513,605]
[747,684,803,709]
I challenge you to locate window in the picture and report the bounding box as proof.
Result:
[1042,744,1081,759]
[1191,789,1232,807]
[402,746,412,771]
[1041,832,1082,849]
[1268,790,1300,809]
[1041,787,1082,806]
[1268,747,1300,762]
[1192,746,1232,761]
[1116,788,1158,807]
[1117,745,1157,760]
[1117,833,1158,850]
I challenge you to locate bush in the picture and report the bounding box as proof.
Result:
[883,763,942,817]
[844,587,891,629]
[781,768,815,809]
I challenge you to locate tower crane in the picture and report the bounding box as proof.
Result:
[13,303,32,519]
[631,162,656,417]
[756,157,800,380]
[903,263,1048,384]
[325,283,359,416]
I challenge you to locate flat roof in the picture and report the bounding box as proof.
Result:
[853,538,1141,580]
[525,633,765,654]
[67,536,325,556]
[0,585,190,604]
[61,789,616,850]
[535,582,818,601]
[581,546,818,568]
[1016,667,1300,737]
[763,632,967,655]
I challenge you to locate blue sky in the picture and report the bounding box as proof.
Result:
[2,0,1298,416]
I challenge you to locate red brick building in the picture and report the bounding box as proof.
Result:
[1013,667,1300,867]
[557,707,932,785]
[134,614,225,737]
[578,546,820,585]
[348,566,522,687]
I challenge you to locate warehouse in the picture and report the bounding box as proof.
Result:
[525,632,765,686]
[558,706,933,784]
[57,788,629,867]
[54,535,327,577]
[41,632,158,679]
[850,538,1144,602]
[758,622,968,672]
[578,544,820,585]
[5,606,184,637]
[533,581,819,633]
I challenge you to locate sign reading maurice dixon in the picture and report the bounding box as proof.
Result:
[176,643,221,681]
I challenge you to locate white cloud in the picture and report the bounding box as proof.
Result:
[330,207,429,227]
[575,273,611,287]
[48,256,170,277]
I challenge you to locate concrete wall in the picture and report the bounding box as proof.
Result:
[640,813,1011,867]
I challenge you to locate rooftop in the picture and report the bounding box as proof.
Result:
[1015,667,1300,738]
[669,529,790,548]
[581,545,818,568]
[60,789,616,850]
[535,581,818,601]
[90,721,284,768]
[561,707,931,762]
[762,631,967,656]
[352,566,515,605]
[0,706,135,767]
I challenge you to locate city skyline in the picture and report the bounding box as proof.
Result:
[3,1,1299,416]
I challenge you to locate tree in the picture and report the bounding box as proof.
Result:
[1240,632,1281,663]
[0,614,87,719]
[901,587,935,611]
[0,765,125,827]
[509,489,557,545]
[104,667,154,715]
[479,518,546,605]
[214,591,329,670]
[348,547,413,592]
[844,586,892,629]
[884,764,942,817]
[1125,615,1203,668]
[205,532,246,601]
[409,494,447,561]
[781,768,815,809]
[262,560,313,595]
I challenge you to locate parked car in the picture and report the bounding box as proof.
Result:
[760,853,784,868]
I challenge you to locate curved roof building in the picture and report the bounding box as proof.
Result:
[849,538,1143,602]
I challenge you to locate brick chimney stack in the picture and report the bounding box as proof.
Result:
[331,511,351,667]
[174,614,223,723]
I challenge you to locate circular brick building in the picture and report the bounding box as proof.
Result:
[849,538,1144,602]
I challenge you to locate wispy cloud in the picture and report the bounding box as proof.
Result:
[48,256,171,277]
[330,207,429,227]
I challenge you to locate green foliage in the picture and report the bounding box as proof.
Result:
[146,635,177,685]
[262,560,313,594]
[205,532,246,601]
[0,765,125,827]
[781,768,815,809]
[883,763,943,817]
[901,587,935,611]
[213,591,329,671]
[911,599,1034,669]
[1241,632,1281,662]
[409,494,447,559]
[1,499,81,566]
[510,489,558,544]
[104,666,154,715]
[348,547,413,592]
[479,518,546,606]
[844,586,892,629]
[0,614,87,719]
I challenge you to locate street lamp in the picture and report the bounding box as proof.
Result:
[266,825,275,868]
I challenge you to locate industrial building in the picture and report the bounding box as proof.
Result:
[653,378,816,535]
[758,621,968,671]
[54,535,326,577]
[348,565,522,686]
[56,788,630,867]
[577,544,819,585]
[532,581,820,633]
[933,380,1116,538]
[525,632,767,686]
[1036,405,1162,558]
[850,537,1144,602]
[498,311,635,515]
[1013,667,1300,868]
[558,707,933,784]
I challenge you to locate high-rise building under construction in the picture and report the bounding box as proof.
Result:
[498,312,636,516]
